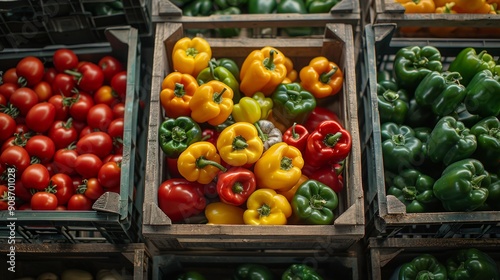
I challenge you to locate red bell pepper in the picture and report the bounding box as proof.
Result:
[309,161,345,193]
[216,167,256,206]
[201,128,220,145]
[282,122,309,152]
[166,157,182,178]
[303,106,342,133]
[157,178,207,223]
[303,120,352,169]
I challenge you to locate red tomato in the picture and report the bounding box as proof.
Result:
[0,94,6,107]
[44,162,56,177]
[43,67,58,84]
[107,117,124,139]
[0,112,16,141]
[53,49,79,72]
[0,185,8,210]
[0,82,18,101]
[52,73,76,97]
[48,94,70,121]
[14,181,32,203]
[110,71,127,99]
[112,102,125,119]
[16,56,45,87]
[93,85,119,106]
[98,56,123,83]
[48,119,78,150]
[79,178,104,200]
[67,193,93,210]
[87,104,113,132]
[2,68,18,84]
[98,161,121,189]
[55,205,67,210]
[31,191,58,210]
[50,173,74,206]
[25,102,56,133]
[21,163,50,191]
[75,62,104,92]
[10,87,39,116]
[15,123,29,134]
[25,135,56,163]
[0,146,30,173]
[1,132,29,152]
[17,203,32,210]
[72,120,87,135]
[76,131,113,159]
[69,92,94,122]
[74,153,103,178]
[53,148,78,176]
[33,81,53,101]
[104,154,123,163]
[79,125,97,139]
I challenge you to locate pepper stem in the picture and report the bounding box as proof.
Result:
[186,47,198,58]
[258,203,271,217]
[280,156,293,171]
[171,126,187,143]
[319,67,338,84]
[310,195,326,209]
[213,88,227,104]
[232,182,244,194]
[382,90,399,102]
[471,174,487,188]
[232,135,248,150]
[392,134,406,146]
[286,90,302,103]
[263,49,277,71]
[196,156,227,172]
[291,123,299,139]
[402,186,417,201]
[443,71,463,84]
[174,83,186,97]
[415,271,435,280]
[324,132,342,147]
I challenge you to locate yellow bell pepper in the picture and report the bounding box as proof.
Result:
[283,57,298,84]
[452,0,487,12]
[299,56,344,99]
[239,46,288,97]
[216,122,264,166]
[254,142,304,191]
[277,174,308,202]
[177,141,227,184]
[232,97,262,123]
[396,0,435,13]
[243,188,292,225]
[205,202,245,224]
[172,37,212,77]
[160,72,198,118]
[190,80,234,126]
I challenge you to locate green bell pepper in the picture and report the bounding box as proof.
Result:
[426,116,477,166]
[291,179,339,225]
[277,0,313,36]
[448,47,497,86]
[485,173,500,211]
[377,80,410,125]
[214,58,240,82]
[176,271,206,280]
[306,0,339,13]
[464,69,500,117]
[159,116,202,158]
[282,264,324,280]
[252,92,273,120]
[215,0,248,9]
[271,82,316,129]
[396,254,448,280]
[433,158,491,212]
[415,71,466,117]
[182,0,213,16]
[381,122,424,173]
[394,45,443,90]
[450,103,482,128]
[446,248,500,280]
[405,98,436,128]
[197,59,242,102]
[386,169,439,213]
[471,116,500,170]
[233,264,275,280]
[248,0,277,13]
[214,7,242,38]
[214,114,235,132]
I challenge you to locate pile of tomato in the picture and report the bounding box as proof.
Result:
[0,49,127,211]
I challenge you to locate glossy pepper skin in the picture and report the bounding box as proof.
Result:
[446,248,500,280]
[291,179,339,225]
[216,122,264,166]
[172,37,212,77]
[160,72,198,118]
[232,97,262,123]
[300,56,343,99]
[386,169,438,213]
[306,0,339,13]
[283,57,298,84]
[427,116,477,166]
[205,202,245,224]
[177,141,227,184]
[471,116,500,170]
[303,120,352,169]
[449,48,497,86]
[159,116,202,158]
[309,161,344,193]
[283,122,309,152]
[415,71,466,117]
[252,92,273,120]
[394,46,443,90]
[303,106,342,133]
[176,271,206,280]
[464,69,500,117]
[214,7,242,38]
[397,254,447,280]
[216,167,256,206]
[377,80,409,125]
[247,0,277,13]
[433,158,490,212]
[157,178,206,223]
[197,59,241,102]
[271,82,316,128]
[215,0,248,9]
[485,173,500,211]
[254,142,304,191]
[240,46,287,96]
[278,174,308,202]
[396,0,436,13]
[233,264,275,280]
[214,58,240,82]
[282,264,324,280]
[254,119,282,151]
[277,0,313,36]
[243,188,292,225]
[381,122,423,172]
[190,80,234,126]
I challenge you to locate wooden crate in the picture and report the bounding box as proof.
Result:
[142,22,364,250]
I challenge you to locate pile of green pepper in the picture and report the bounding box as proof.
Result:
[378,46,500,213]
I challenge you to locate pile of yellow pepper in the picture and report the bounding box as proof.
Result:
[156,36,349,225]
